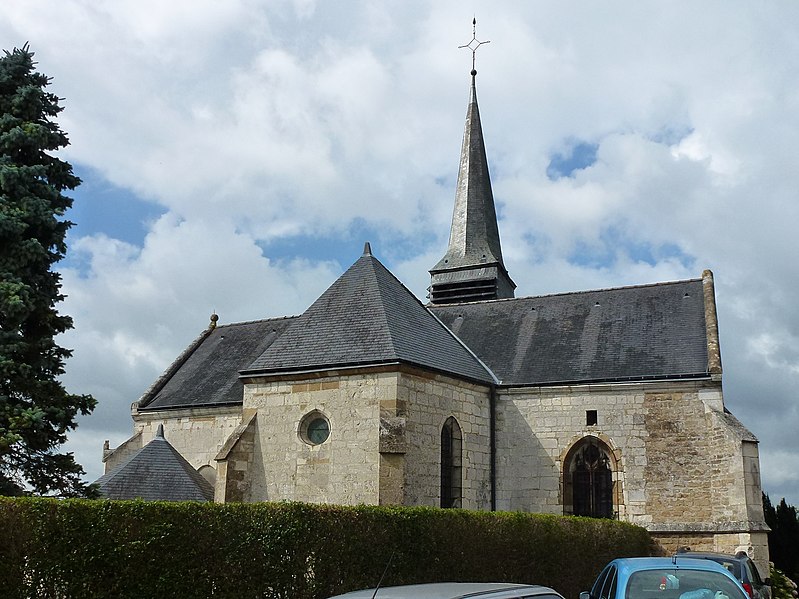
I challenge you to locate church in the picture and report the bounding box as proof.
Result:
[99,66,769,569]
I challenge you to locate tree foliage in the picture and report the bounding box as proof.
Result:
[0,44,95,496]
[764,493,799,582]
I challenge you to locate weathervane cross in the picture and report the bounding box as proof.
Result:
[459,17,490,74]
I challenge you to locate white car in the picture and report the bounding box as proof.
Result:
[326,582,565,599]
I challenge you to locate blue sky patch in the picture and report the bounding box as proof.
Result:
[256,218,438,271]
[546,140,599,180]
[568,227,694,270]
[66,164,165,247]
[649,124,694,146]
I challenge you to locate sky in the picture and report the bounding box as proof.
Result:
[3,1,799,507]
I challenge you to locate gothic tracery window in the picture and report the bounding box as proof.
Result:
[440,417,462,508]
[566,437,615,518]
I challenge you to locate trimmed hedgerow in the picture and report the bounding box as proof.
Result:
[0,497,651,599]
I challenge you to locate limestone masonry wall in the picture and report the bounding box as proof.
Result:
[243,373,387,504]
[131,406,242,471]
[399,371,492,510]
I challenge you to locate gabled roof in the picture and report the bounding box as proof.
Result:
[430,278,709,386]
[139,316,296,411]
[94,425,214,501]
[243,245,495,384]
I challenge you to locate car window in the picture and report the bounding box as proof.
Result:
[707,558,741,580]
[745,560,763,586]
[592,565,612,599]
[595,566,617,599]
[625,568,747,599]
[604,567,618,599]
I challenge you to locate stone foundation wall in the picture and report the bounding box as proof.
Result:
[653,531,770,578]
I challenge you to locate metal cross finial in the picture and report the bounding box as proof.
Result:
[459,17,490,75]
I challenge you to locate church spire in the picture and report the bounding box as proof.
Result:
[429,27,515,305]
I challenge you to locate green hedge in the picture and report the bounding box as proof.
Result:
[0,497,652,599]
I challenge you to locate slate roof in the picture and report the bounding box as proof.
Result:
[430,278,709,386]
[243,245,496,384]
[139,316,296,411]
[95,425,214,501]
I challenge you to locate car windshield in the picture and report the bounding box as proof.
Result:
[625,568,747,599]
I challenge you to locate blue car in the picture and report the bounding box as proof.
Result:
[581,557,750,599]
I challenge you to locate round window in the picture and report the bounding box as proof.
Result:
[299,412,330,445]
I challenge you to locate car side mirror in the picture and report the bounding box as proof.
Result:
[580,592,591,599]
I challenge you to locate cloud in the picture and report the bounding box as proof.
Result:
[2,1,797,504]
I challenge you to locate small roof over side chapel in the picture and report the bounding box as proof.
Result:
[94,425,214,501]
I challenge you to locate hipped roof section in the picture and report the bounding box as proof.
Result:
[243,246,496,385]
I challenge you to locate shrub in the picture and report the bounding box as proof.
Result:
[0,497,651,599]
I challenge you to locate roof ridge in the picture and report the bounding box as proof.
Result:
[361,256,396,352]
[214,314,300,328]
[430,276,704,307]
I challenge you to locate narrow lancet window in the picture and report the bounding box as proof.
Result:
[440,417,463,508]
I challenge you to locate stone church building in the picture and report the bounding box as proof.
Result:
[100,71,769,568]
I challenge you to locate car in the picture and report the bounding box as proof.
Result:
[674,550,771,599]
[580,557,750,599]
[326,582,566,599]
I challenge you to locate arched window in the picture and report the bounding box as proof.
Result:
[440,417,462,508]
[564,437,615,518]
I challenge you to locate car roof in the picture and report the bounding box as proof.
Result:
[327,582,562,599]
[610,557,742,578]
[676,551,748,561]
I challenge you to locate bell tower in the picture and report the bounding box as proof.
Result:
[429,28,515,305]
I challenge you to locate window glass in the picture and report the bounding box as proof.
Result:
[625,568,748,599]
[299,411,330,446]
[591,565,611,599]
[440,417,463,508]
[600,567,617,599]
[745,559,763,585]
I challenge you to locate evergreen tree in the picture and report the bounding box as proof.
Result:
[0,44,96,496]
[764,492,799,582]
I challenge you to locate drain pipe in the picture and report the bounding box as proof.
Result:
[490,384,497,511]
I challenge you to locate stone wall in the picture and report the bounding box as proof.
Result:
[130,405,243,473]
[495,379,766,567]
[241,367,492,509]
[398,370,492,510]
[243,373,386,504]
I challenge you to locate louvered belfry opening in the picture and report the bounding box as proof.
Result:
[429,278,498,305]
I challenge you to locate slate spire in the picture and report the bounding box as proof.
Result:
[429,71,515,305]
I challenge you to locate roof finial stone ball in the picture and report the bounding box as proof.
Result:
[209,313,219,329]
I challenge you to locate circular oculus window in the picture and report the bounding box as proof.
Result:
[300,412,330,445]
